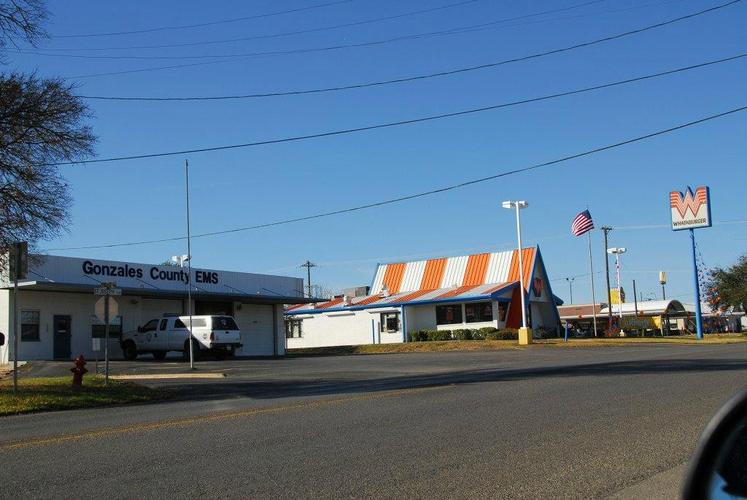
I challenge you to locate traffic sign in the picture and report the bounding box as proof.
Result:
[94,287,122,296]
[9,242,28,280]
[95,297,119,323]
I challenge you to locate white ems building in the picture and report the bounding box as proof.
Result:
[1,254,307,362]
[285,246,561,348]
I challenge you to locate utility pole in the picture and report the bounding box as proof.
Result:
[565,277,575,304]
[185,159,194,369]
[601,226,613,331]
[300,260,317,298]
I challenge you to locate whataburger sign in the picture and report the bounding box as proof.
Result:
[670,186,711,231]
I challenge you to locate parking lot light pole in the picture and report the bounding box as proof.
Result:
[607,247,627,334]
[502,200,531,345]
[185,159,194,370]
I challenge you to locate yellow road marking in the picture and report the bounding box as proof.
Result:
[1,385,451,451]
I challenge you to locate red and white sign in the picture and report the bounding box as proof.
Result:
[670,186,711,231]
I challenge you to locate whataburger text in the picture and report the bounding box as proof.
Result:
[81,260,219,285]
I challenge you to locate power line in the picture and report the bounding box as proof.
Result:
[55,0,737,79]
[71,2,739,100]
[43,0,485,51]
[41,104,747,251]
[45,53,747,166]
[25,0,735,62]
[50,0,355,38]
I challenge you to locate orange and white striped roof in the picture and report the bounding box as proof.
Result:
[370,248,535,295]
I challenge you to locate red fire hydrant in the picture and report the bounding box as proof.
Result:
[71,355,88,387]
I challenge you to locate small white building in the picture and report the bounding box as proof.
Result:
[1,254,308,362]
[285,246,560,348]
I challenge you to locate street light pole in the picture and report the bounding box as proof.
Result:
[502,200,530,344]
[185,159,194,370]
[601,226,613,332]
[608,247,627,334]
[565,277,575,304]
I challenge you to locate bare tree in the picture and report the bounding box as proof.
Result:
[1,1,96,258]
[0,0,47,61]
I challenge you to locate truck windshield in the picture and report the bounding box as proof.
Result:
[212,317,239,330]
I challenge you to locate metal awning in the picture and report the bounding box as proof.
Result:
[3,280,318,305]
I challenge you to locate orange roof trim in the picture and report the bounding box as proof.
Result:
[316,297,344,309]
[394,289,434,303]
[462,253,490,286]
[420,258,446,290]
[436,285,479,299]
[507,248,535,290]
[355,295,383,306]
[382,262,406,294]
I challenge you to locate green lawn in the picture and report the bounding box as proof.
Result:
[0,376,167,416]
[288,334,747,356]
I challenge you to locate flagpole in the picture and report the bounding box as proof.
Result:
[587,231,599,337]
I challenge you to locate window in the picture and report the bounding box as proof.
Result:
[285,319,302,338]
[465,302,493,323]
[174,319,187,329]
[141,319,158,332]
[21,311,40,342]
[212,317,239,330]
[92,315,123,339]
[159,319,168,331]
[190,318,207,328]
[436,305,463,325]
[380,313,400,333]
[497,302,508,322]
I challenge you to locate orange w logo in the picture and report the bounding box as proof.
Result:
[670,187,708,218]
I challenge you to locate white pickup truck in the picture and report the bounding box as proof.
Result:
[121,314,242,361]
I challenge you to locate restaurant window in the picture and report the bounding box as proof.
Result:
[21,311,40,342]
[436,304,463,325]
[465,302,493,323]
[497,302,508,322]
[380,313,400,333]
[91,315,123,339]
[285,319,303,338]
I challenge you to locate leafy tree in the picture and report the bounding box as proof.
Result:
[704,255,747,312]
[0,1,96,256]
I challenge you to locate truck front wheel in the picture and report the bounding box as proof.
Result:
[122,341,138,361]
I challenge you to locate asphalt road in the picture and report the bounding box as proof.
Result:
[2,344,746,499]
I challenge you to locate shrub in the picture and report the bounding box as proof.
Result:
[475,327,497,340]
[427,329,451,341]
[452,329,473,341]
[409,330,429,342]
[485,328,518,340]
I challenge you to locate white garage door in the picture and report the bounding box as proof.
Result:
[140,298,182,324]
[235,304,275,356]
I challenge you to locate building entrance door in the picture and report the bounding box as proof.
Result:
[53,315,72,360]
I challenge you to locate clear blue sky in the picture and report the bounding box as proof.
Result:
[10,0,747,304]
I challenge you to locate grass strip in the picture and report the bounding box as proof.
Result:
[288,334,747,356]
[0,376,168,417]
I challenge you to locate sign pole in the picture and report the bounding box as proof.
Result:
[587,231,598,338]
[690,229,704,340]
[104,288,110,385]
[185,159,194,370]
[12,272,19,394]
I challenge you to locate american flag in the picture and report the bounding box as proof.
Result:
[571,210,594,236]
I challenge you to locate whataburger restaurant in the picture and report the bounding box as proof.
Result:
[0,254,310,362]
[285,246,562,349]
